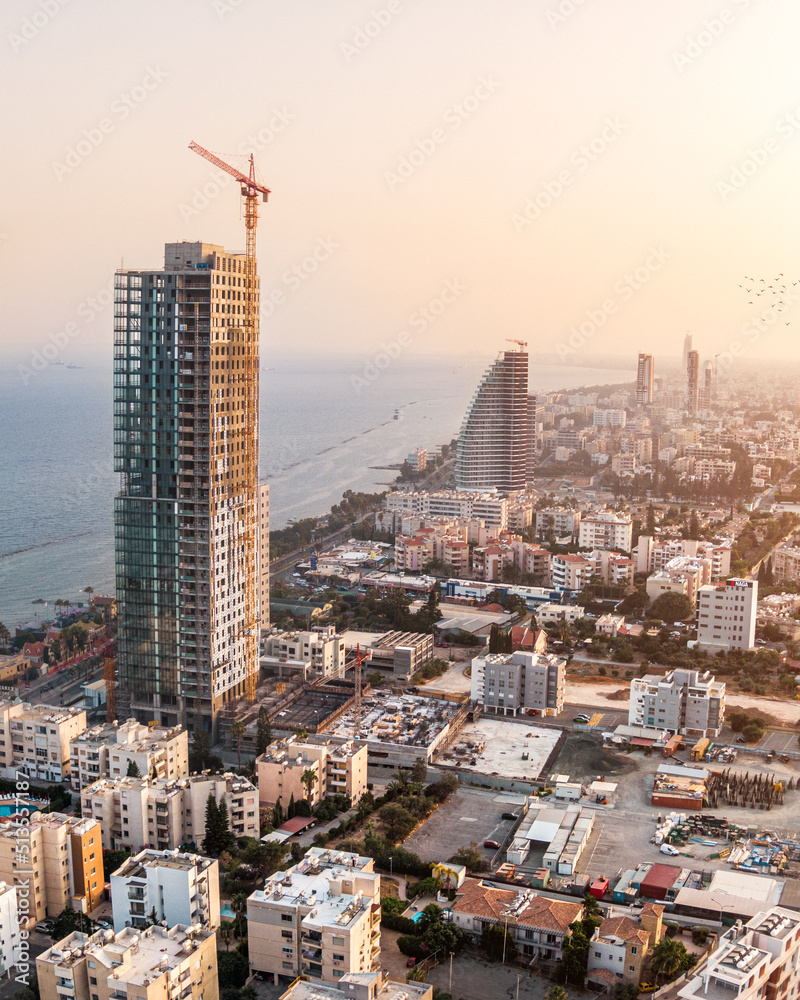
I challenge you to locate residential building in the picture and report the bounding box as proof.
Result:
[634,537,732,579]
[586,904,664,988]
[259,483,270,631]
[470,651,565,717]
[611,453,637,476]
[551,554,590,592]
[69,718,189,792]
[0,882,20,976]
[36,924,218,1000]
[593,408,627,428]
[247,847,381,985]
[0,812,104,921]
[694,458,737,480]
[261,626,346,681]
[773,544,800,583]
[385,490,509,529]
[81,772,258,852]
[110,848,220,932]
[0,701,86,782]
[696,579,758,651]
[586,550,634,587]
[595,615,625,637]
[406,448,427,472]
[257,738,367,810]
[278,972,432,1000]
[678,908,800,1000]
[636,353,654,406]
[364,631,434,680]
[456,346,530,493]
[449,878,583,964]
[535,509,581,541]
[535,604,584,624]
[114,241,261,740]
[0,654,32,685]
[526,394,538,488]
[578,513,633,552]
[687,348,700,414]
[629,669,726,737]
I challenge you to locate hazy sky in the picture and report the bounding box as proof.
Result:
[4,0,800,374]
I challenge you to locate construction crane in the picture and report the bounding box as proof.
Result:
[188,141,270,705]
[505,339,528,349]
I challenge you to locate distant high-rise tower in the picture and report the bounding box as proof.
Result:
[636,353,654,406]
[113,241,260,739]
[526,394,538,488]
[701,361,713,409]
[456,347,529,493]
[687,349,700,415]
[683,333,692,369]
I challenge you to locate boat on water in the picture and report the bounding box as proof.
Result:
[31,598,45,604]
[393,409,400,420]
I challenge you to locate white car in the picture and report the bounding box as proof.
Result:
[660,843,680,856]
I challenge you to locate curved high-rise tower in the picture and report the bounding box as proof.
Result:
[455,347,529,493]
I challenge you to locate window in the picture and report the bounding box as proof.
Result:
[281,930,293,940]
[281,913,292,922]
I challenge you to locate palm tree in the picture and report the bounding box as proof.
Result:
[301,768,317,802]
[231,720,246,767]
[84,586,95,605]
[650,937,687,983]
[232,892,247,938]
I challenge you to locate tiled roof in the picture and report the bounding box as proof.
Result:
[518,894,584,932]
[451,879,516,920]
[598,915,650,945]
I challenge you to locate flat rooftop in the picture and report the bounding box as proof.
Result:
[328,691,460,750]
[438,719,561,781]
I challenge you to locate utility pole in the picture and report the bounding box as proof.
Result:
[449,952,453,993]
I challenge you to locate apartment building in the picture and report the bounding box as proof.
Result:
[257,738,367,810]
[0,654,33,685]
[629,669,726,737]
[470,651,565,717]
[578,513,633,553]
[384,490,508,530]
[247,847,381,985]
[694,458,737,480]
[0,812,104,921]
[696,579,758,651]
[260,626,345,681]
[365,631,434,680]
[0,702,87,782]
[593,409,627,428]
[110,849,220,932]
[585,550,634,588]
[535,508,581,541]
[634,537,732,579]
[36,924,218,1000]
[511,540,552,584]
[551,554,590,592]
[678,908,800,1000]
[258,483,270,632]
[772,544,800,583]
[69,718,189,792]
[646,556,711,607]
[587,904,664,988]
[535,604,585,625]
[0,882,20,976]
[279,971,432,1000]
[81,772,258,852]
[450,879,583,964]
[611,453,637,477]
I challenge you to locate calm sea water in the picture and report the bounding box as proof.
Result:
[0,354,632,627]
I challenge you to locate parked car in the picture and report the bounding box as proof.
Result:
[483,839,501,849]
[502,812,518,821]
[640,984,658,993]
[35,921,54,934]
[660,843,680,856]
[573,714,590,723]
[96,919,113,930]
[736,736,747,744]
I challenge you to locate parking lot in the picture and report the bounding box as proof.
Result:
[757,729,800,754]
[403,785,526,864]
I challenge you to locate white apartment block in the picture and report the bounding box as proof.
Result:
[535,509,581,540]
[585,550,634,587]
[611,453,637,477]
[696,579,758,651]
[69,718,189,792]
[261,626,345,681]
[247,847,381,985]
[593,409,627,428]
[471,651,565,717]
[772,545,800,583]
[646,556,711,607]
[629,669,726,737]
[279,971,432,1000]
[36,924,218,1000]
[694,459,737,480]
[258,483,270,631]
[0,701,87,782]
[0,882,20,976]
[384,490,508,529]
[679,908,800,1000]
[634,536,731,579]
[578,513,633,553]
[110,849,220,933]
[81,772,258,853]
[257,738,368,810]
[0,812,104,921]
[536,604,585,624]
[551,554,590,591]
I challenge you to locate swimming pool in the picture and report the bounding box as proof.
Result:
[411,911,423,924]
[220,904,235,920]
[0,799,44,817]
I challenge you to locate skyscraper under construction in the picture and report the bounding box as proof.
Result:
[113,241,261,739]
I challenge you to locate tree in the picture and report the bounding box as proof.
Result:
[728,711,750,733]
[203,794,221,855]
[480,922,517,962]
[126,760,141,777]
[256,706,272,755]
[231,720,246,768]
[232,892,247,938]
[448,843,484,871]
[742,722,765,743]
[217,949,249,989]
[301,768,318,802]
[649,592,693,624]
[272,798,284,828]
[215,797,237,854]
[0,622,10,649]
[545,988,569,1000]
[411,758,428,785]
[650,937,690,983]
[561,920,591,985]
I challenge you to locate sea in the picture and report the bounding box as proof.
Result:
[0,353,633,628]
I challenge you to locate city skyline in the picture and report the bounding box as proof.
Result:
[4,1,800,374]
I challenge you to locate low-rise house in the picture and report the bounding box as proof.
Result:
[586,903,664,988]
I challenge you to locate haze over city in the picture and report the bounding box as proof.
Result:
[4,0,800,371]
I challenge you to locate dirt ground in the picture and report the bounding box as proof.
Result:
[550,731,639,783]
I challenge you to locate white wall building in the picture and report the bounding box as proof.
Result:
[0,882,20,976]
[261,625,345,680]
[629,668,726,737]
[0,702,87,782]
[696,579,758,651]
[470,651,565,717]
[385,490,509,529]
[110,848,220,932]
[69,718,188,792]
[578,513,633,553]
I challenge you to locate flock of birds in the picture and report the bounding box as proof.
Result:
[739,274,793,324]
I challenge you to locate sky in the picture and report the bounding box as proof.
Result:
[3,0,800,375]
